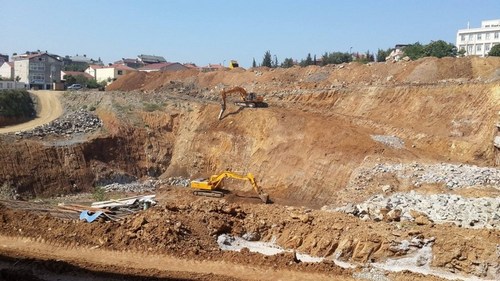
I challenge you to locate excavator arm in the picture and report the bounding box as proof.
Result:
[218,87,247,120]
[218,86,266,120]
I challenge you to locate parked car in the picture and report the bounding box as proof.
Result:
[67,84,82,90]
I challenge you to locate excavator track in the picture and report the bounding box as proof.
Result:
[193,190,225,198]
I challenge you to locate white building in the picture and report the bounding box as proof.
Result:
[85,64,136,82]
[456,19,500,57]
[0,62,14,80]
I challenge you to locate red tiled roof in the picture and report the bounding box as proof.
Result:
[62,71,93,79]
[109,64,137,71]
[88,64,104,69]
[138,62,176,70]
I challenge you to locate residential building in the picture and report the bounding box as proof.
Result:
[456,19,500,57]
[13,52,62,90]
[138,62,188,72]
[201,64,225,72]
[0,81,26,90]
[86,64,136,82]
[0,62,14,80]
[85,64,104,79]
[183,63,199,69]
[114,58,145,69]
[138,54,167,64]
[0,53,8,64]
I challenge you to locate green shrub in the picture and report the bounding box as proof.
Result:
[0,89,36,118]
[92,186,107,201]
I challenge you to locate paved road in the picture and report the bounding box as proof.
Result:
[0,90,63,134]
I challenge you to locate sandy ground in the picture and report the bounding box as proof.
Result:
[0,90,63,134]
[0,235,353,281]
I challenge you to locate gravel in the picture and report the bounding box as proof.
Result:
[15,109,102,138]
[330,192,500,229]
[352,162,500,190]
[370,135,405,149]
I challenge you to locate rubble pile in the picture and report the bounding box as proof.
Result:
[163,176,190,187]
[352,162,500,190]
[16,109,102,138]
[101,180,159,193]
[370,135,405,149]
[331,191,500,229]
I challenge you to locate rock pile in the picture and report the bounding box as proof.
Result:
[16,109,102,138]
[102,180,158,193]
[330,191,500,229]
[370,135,405,149]
[352,162,500,190]
[164,176,190,187]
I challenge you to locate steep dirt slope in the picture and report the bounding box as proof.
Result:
[1,57,499,206]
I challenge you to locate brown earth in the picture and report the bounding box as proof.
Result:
[0,56,500,280]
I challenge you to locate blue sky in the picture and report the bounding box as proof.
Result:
[2,0,499,67]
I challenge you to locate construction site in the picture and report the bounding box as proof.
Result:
[0,56,499,280]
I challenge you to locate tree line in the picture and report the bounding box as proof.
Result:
[253,40,500,68]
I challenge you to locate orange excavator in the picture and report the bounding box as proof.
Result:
[190,171,270,203]
[218,86,267,120]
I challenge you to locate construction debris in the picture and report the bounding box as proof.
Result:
[68,194,157,222]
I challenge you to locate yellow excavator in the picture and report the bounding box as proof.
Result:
[190,171,270,203]
[218,86,267,120]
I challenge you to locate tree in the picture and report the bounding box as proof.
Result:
[281,58,294,68]
[489,44,500,56]
[403,42,425,60]
[272,55,279,68]
[321,52,352,65]
[376,48,392,62]
[424,40,457,58]
[262,51,272,67]
[252,58,257,68]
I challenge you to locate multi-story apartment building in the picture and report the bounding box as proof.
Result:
[456,19,500,57]
[13,52,62,90]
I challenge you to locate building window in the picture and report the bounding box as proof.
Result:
[461,35,465,41]
[477,33,482,40]
[29,63,45,71]
[467,45,473,54]
[469,34,473,40]
[29,74,45,82]
[117,70,123,75]
[485,33,490,40]
[0,83,3,89]
[495,32,499,39]
[476,45,482,52]
[485,44,491,52]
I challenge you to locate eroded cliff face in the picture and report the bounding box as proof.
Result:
[1,57,499,206]
[0,111,178,198]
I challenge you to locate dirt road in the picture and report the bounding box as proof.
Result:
[0,235,352,281]
[0,90,63,134]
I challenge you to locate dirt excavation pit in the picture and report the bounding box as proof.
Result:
[0,56,500,280]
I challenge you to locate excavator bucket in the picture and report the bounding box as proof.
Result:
[259,193,270,204]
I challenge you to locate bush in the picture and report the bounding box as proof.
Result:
[143,103,162,112]
[0,89,36,118]
[92,186,107,201]
[489,44,500,56]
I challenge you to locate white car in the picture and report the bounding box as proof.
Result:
[67,84,82,90]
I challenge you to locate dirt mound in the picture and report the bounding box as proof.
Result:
[107,57,500,93]
[0,187,498,279]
